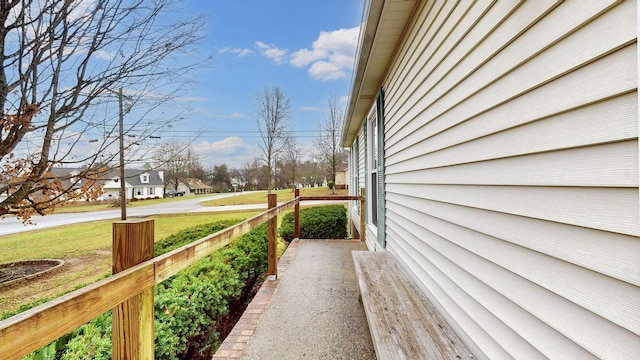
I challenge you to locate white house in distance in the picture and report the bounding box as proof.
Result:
[102,169,165,200]
[343,1,638,359]
[169,178,215,196]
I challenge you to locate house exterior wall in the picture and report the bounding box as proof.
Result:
[177,183,191,195]
[101,170,165,200]
[132,185,163,199]
[348,1,639,359]
[335,169,348,188]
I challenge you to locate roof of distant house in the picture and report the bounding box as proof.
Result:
[180,178,213,190]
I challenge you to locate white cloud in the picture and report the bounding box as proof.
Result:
[192,136,260,168]
[174,96,208,102]
[290,48,327,67]
[228,112,244,118]
[299,106,320,111]
[338,95,350,104]
[290,26,360,81]
[94,50,115,60]
[308,61,345,80]
[213,112,246,119]
[194,136,248,155]
[255,41,288,64]
[218,47,253,57]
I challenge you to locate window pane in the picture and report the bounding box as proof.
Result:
[371,172,377,226]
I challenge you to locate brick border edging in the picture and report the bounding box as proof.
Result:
[212,239,302,360]
[0,259,66,289]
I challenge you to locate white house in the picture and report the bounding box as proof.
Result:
[342,1,639,359]
[102,169,165,200]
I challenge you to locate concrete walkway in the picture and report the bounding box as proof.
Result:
[213,239,376,360]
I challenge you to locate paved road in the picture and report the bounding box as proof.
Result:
[0,192,260,236]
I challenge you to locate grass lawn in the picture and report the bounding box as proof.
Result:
[0,211,265,315]
[201,187,347,206]
[0,211,261,263]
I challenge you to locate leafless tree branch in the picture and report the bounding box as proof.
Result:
[0,0,206,220]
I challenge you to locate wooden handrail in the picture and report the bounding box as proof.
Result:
[0,194,363,359]
[298,195,362,201]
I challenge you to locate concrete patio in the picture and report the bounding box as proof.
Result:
[212,239,376,360]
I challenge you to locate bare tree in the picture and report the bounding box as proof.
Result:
[282,136,301,191]
[256,86,290,193]
[299,160,322,188]
[243,159,266,191]
[315,96,347,194]
[154,141,200,191]
[0,0,204,220]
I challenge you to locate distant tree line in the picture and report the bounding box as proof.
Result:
[153,140,329,193]
[154,87,347,193]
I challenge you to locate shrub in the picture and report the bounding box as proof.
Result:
[57,221,268,360]
[154,220,237,256]
[279,205,347,242]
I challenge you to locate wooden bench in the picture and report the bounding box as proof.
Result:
[352,251,475,360]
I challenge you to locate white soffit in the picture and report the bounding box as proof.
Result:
[342,0,417,146]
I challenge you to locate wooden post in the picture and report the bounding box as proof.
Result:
[268,193,277,280]
[294,188,300,239]
[360,188,366,243]
[112,219,155,360]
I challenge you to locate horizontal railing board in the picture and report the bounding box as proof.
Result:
[298,196,362,201]
[155,197,299,282]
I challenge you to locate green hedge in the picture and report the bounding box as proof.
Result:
[278,205,347,242]
[24,220,268,360]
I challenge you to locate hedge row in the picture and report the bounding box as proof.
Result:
[24,220,268,360]
[278,205,348,242]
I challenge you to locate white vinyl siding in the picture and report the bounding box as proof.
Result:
[376,0,639,359]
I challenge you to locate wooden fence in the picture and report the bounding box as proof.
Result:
[0,190,364,359]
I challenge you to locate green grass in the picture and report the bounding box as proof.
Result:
[0,211,260,264]
[1,188,347,263]
[202,187,347,206]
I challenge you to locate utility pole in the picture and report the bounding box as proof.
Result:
[118,87,127,220]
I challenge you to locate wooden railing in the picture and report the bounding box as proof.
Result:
[0,190,364,360]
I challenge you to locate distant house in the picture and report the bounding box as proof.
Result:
[49,167,96,192]
[334,163,348,190]
[343,1,638,359]
[17,166,106,202]
[170,178,214,195]
[231,177,245,192]
[102,169,165,200]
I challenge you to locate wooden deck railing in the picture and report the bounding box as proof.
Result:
[0,190,364,360]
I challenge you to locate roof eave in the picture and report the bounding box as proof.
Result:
[341,0,417,147]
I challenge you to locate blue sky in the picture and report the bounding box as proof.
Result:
[164,0,364,168]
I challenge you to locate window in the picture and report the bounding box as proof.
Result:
[141,174,149,183]
[366,89,385,247]
[148,187,155,196]
[368,108,378,226]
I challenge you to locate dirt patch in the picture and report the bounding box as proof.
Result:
[0,250,112,316]
[0,259,65,287]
